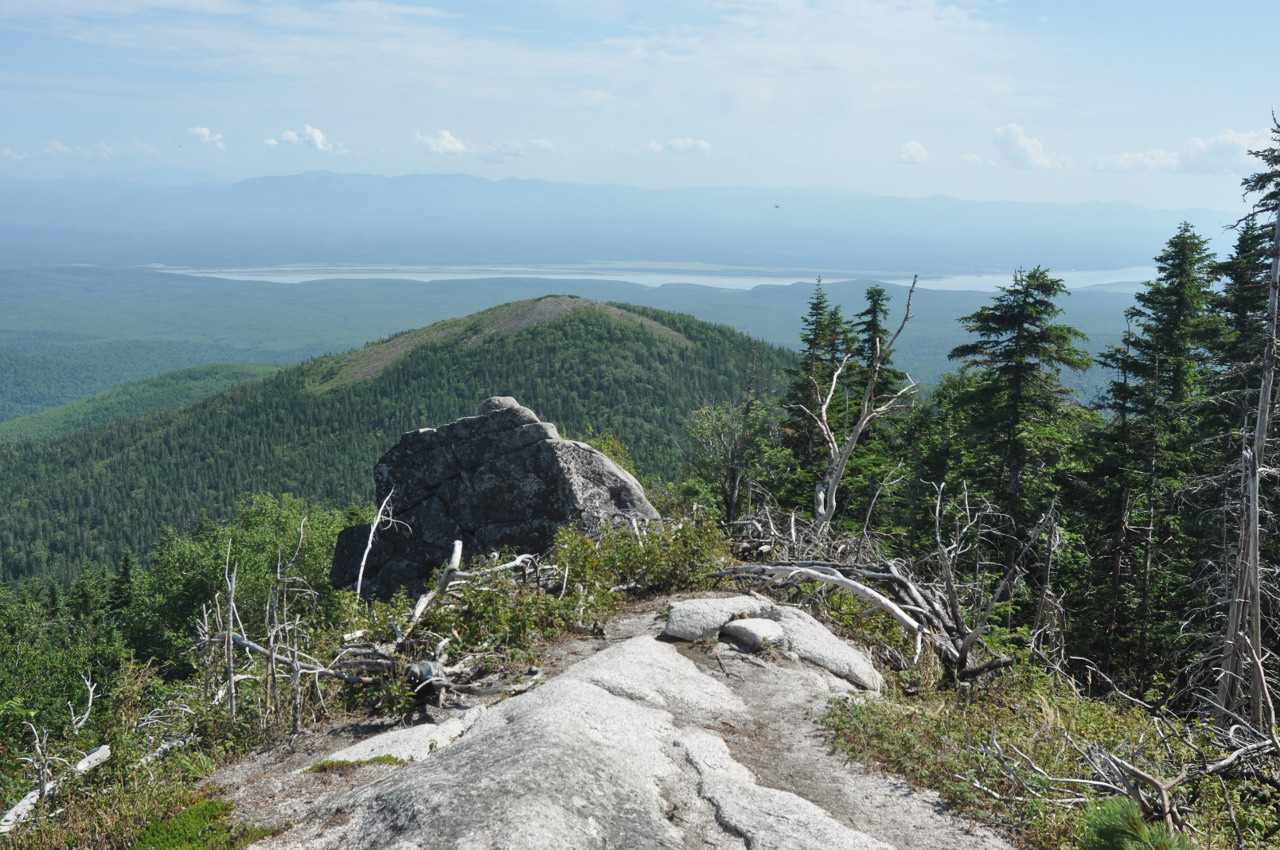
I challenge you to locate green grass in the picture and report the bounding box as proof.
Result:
[133,799,274,850]
[820,645,1277,849]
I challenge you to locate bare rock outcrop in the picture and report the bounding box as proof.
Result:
[242,597,1014,850]
[331,397,659,596]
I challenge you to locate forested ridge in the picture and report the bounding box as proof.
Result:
[0,265,1139,430]
[0,362,282,444]
[0,297,794,584]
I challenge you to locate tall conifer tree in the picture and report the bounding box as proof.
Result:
[1091,223,1220,686]
[947,267,1091,527]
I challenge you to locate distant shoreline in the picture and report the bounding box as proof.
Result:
[165,264,1156,293]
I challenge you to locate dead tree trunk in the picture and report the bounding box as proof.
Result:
[793,277,918,537]
[1219,212,1280,725]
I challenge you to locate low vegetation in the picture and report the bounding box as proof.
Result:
[0,495,731,847]
[303,755,406,774]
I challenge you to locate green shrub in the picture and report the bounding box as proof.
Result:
[304,755,406,774]
[124,494,348,675]
[423,514,730,662]
[132,798,273,850]
[820,656,1228,850]
[1078,797,1195,850]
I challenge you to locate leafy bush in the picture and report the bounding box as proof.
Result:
[124,494,348,673]
[132,798,273,850]
[427,514,731,660]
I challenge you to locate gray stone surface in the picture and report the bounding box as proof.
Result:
[773,606,884,692]
[254,639,894,850]
[721,617,789,652]
[315,707,486,766]
[663,595,772,641]
[331,397,659,596]
[242,598,1016,850]
[662,594,883,693]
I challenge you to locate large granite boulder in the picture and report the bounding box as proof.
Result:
[331,397,660,596]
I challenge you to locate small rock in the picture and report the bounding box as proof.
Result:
[721,617,789,652]
[662,595,772,642]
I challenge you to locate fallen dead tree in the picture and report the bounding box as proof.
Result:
[197,539,552,718]
[718,486,1055,683]
[970,679,1280,836]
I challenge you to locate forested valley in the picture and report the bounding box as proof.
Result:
[4,129,1280,849]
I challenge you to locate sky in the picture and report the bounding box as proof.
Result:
[1,0,1277,214]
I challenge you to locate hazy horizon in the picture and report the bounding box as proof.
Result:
[2,2,1274,215]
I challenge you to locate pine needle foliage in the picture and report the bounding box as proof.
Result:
[1078,798,1195,850]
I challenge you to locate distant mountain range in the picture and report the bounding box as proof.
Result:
[0,170,1235,272]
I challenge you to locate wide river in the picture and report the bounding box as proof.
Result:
[182,265,1157,292]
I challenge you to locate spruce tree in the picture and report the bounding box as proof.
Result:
[849,285,908,396]
[1090,223,1220,687]
[781,281,853,506]
[947,267,1092,527]
[1215,218,1274,381]
[781,282,912,526]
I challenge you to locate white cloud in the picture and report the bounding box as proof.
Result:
[898,140,927,164]
[480,138,556,162]
[992,123,1069,169]
[1,147,30,160]
[414,129,470,154]
[666,137,711,154]
[631,137,712,155]
[1184,128,1264,173]
[413,131,558,160]
[41,138,156,159]
[268,124,345,153]
[1094,128,1266,174]
[1094,149,1181,172]
[188,125,226,150]
[301,123,332,151]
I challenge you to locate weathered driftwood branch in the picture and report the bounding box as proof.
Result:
[972,685,1280,832]
[1,677,109,835]
[198,630,380,685]
[714,538,1040,681]
[713,563,932,660]
[357,489,409,596]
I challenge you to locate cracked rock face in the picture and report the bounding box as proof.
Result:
[248,609,1013,850]
[331,397,659,596]
[252,637,897,850]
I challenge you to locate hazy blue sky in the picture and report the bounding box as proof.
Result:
[1,1,1275,213]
